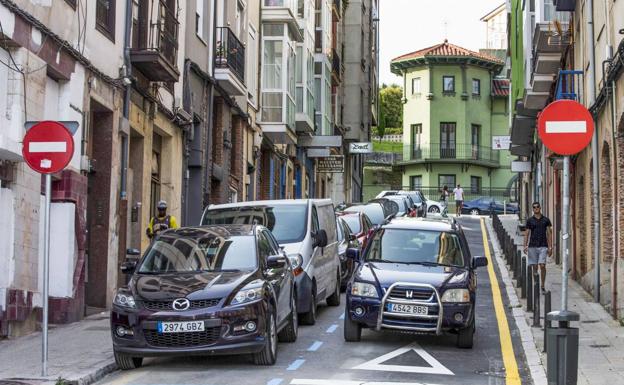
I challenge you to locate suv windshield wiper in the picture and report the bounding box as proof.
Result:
[366,259,444,267]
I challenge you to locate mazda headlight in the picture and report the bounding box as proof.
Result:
[231,287,263,306]
[441,288,470,303]
[351,282,378,298]
[113,291,136,308]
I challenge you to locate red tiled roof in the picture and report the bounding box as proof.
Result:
[391,40,504,64]
[492,78,510,96]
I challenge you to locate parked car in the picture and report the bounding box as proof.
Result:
[368,198,401,218]
[382,195,412,217]
[425,198,444,214]
[343,217,488,348]
[376,190,427,217]
[336,217,359,290]
[201,199,341,325]
[461,197,519,215]
[337,211,374,250]
[111,225,298,369]
[343,202,387,227]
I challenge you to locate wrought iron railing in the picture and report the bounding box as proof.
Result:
[215,27,246,82]
[332,49,341,76]
[402,143,500,165]
[143,0,179,65]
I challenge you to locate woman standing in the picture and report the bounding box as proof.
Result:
[440,185,449,216]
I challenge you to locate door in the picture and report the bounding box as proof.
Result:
[310,205,323,300]
[440,122,456,158]
[316,203,339,297]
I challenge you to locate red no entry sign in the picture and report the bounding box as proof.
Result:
[22,121,75,174]
[537,99,594,155]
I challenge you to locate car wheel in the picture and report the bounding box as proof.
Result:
[456,316,475,349]
[114,351,143,370]
[428,206,440,213]
[326,271,341,307]
[343,307,362,342]
[253,311,278,365]
[470,209,480,216]
[278,292,298,343]
[300,286,317,325]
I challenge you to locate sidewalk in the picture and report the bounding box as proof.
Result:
[490,215,624,385]
[0,312,115,385]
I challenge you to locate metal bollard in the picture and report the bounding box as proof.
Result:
[544,290,551,353]
[546,311,580,385]
[533,273,541,327]
[515,249,521,280]
[527,265,534,311]
[521,257,527,298]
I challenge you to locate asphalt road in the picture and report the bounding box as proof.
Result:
[95,216,533,385]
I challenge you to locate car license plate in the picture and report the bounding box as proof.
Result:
[387,303,428,315]
[157,321,205,334]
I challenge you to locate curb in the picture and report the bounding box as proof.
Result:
[0,361,117,385]
[485,218,547,385]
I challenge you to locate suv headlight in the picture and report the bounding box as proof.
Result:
[351,282,378,298]
[441,288,470,303]
[288,253,304,276]
[113,291,136,308]
[231,286,264,306]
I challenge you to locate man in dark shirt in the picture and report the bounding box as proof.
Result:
[523,202,552,293]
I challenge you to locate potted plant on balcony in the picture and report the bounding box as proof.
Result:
[215,41,227,66]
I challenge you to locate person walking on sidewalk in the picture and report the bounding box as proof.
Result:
[523,202,552,293]
[453,184,464,216]
[146,200,179,239]
[439,185,450,216]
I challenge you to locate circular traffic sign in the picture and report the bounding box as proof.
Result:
[537,99,594,155]
[22,121,75,174]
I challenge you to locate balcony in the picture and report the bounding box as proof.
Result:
[398,144,500,168]
[130,0,179,82]
[331,49,341,84]
[262,0,303,42]
[215,27,246,96]
[332,0,342,19]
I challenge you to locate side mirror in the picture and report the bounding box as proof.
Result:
[472,256,488,269]
[267,255,287,268]
[314,229,328,248]
[121,260,137,274]
[126,248,141,256]
[346,248,360,261]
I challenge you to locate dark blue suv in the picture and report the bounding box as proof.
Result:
[343,217,488,348]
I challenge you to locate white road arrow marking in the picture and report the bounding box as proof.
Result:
[545,121,587,134]
[29,141,67,152]
[352,342,454,375]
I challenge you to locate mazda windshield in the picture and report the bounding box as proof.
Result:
[138,234,257,273]
[365,229,465,267]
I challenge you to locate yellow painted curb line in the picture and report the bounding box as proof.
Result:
[480,218,521,385]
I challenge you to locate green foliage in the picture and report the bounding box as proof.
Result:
[372,141,402,153]
[384,127,403,135]
[380,84,403,129]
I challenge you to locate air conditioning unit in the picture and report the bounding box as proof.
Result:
[80,155,94,173]
[176,108,192,122]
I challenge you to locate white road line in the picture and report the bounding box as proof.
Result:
[287,359,306,371]
[339,313,345,320]
[325,324,338,333]
[267,379,283,385]
[291,380,443,385]
[352,342,454,375]
[307,341,323,351]
[545,121,587,133]
[29,141,67,152]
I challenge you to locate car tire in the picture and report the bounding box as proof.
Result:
[300,286,317,325]
[114,351,143,370]
[278,292,298,343]
[253,312,278,365]
[428,206,440,213]
[343,307,362,342]
[326,271,341,307]
[456,316,475,349]
[470,209,480,216]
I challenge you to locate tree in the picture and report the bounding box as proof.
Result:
[376,108,386,140]
[380,84,403,129]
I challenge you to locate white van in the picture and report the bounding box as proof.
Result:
[200,199,341,325]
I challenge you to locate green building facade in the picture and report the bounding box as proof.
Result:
[390,40,516,199]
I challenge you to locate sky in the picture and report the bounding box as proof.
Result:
[379,0,504,86]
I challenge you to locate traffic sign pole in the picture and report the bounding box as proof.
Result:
[561,156,570,312]
[42,173,51,377]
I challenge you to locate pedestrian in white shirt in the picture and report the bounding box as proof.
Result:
[453,184,464,217]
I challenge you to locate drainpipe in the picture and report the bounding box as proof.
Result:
[587,0,601,303]
[121,0,133,199]
[602,0,618,318]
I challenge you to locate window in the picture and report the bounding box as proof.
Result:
[439,175,456,189]
[443,76,455,93]
[410,176,422,190]
[472,79,480,95]
[411,124,422,159]
[470,176,482,194]
[195,0,204,40]
[411,77,421,95]
[247,25,258,104]
[65,0,77,9]
[440,122,456,158]
[96,0,115,41]
[471,124,480,159]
